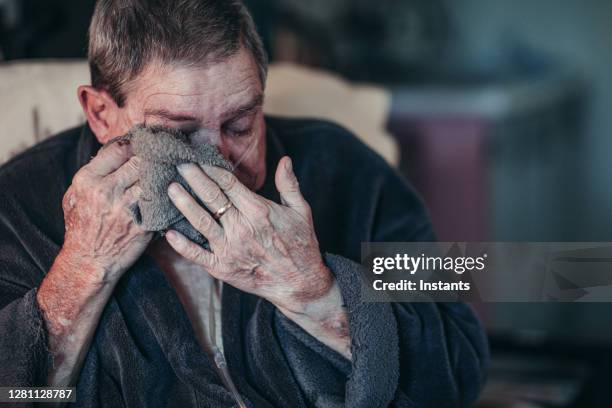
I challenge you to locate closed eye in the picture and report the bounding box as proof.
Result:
[223,112,256,138]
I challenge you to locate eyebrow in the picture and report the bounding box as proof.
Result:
[143,93,264,123]
[143,109,199,122]
[223,93,264,121]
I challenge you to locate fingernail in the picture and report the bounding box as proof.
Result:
[166,230,182,247]
[168,182,180,197]
[285,157,293,172]
[177,163,195,174]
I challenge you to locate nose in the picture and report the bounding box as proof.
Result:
[216,141,232,162]
[189,128,220,146]
[189,128,232,163]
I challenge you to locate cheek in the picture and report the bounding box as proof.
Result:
[229,126,266,190]
[102,108,138,141]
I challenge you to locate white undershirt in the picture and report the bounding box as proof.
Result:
[178,269,223,354]
[155,252,224,356]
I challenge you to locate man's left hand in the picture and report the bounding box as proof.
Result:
[165,156,351,358]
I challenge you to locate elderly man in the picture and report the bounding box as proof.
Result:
[0,1,487,407]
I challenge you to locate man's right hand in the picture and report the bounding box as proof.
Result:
[36,139,152,386]
[60,139,152,283]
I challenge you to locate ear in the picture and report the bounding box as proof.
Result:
[77,85,123,144]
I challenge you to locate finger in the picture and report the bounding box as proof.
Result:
[109,156,141,191]
[275,156,310,219]
[165,229,217,271]
[123,183,143,205]
[176,163,239,220]
[88,139,134,177]
[167,182,225,244]
[120,184,143,222]
[199,164,256,209]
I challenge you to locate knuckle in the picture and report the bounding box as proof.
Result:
[195,212,212,231]
[107,140,128,156]
[185,244,201,262]
[102,141,131,163]
[195,252,210,266]
[92,185,112,203]
[287,175,300,191]
[251,201,270,218]
[72,170,88,186]
[202,187,223,203]
[122,191,140,209]
[258,223,274,240]
[128,185,143,201]
[98,144,122,163]
[217,171,237,191]
[62,190,75,211]
[125,156,140,172]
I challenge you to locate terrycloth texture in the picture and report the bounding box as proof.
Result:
[0,117,488,407]
[275,255,488,408]
[274,253,397,408]
[107,125,232,246]
[0,289,52,387]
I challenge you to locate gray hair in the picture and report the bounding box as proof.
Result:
[88,0,268,107]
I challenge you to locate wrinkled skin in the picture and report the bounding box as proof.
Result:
[166,161,334,313]
[37,47,350,386]
[61,142,152,283]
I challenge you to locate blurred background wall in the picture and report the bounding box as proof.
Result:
[446,0,612,242]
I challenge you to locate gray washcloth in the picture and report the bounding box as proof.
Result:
[105,125,233,246]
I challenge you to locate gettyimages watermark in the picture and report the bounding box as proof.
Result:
[360,242,612,302]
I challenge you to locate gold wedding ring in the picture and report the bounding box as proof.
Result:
[213,201,233,220]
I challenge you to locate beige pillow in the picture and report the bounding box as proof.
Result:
[0,60,397,166]
[0,60,88,163]
[265,63,398,165]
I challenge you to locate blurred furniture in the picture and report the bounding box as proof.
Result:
[388,73,585,241]
[0,60,398,166]
[264,63,397,164]
[387,74,593,408]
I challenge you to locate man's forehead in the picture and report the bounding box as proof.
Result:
[129,48,263,123]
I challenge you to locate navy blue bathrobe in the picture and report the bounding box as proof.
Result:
[0,117,488,407]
